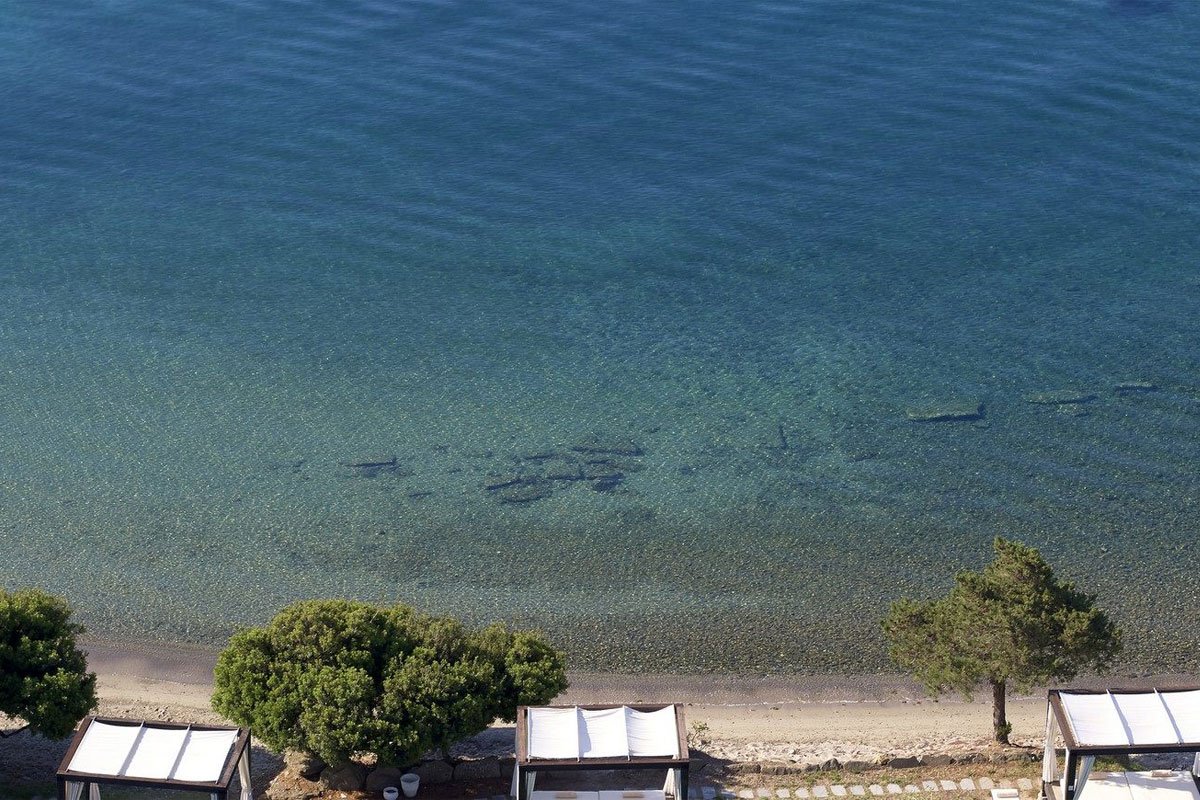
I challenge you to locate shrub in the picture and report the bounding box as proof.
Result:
[211,599,568,765]
[0,588,98,739]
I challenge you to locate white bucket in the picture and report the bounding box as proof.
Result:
[384,788,400,800]
[401,773,421,798]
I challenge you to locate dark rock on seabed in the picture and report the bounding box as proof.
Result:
[571,434,644,457]
[483,436,647,503]
[904,400,984,422]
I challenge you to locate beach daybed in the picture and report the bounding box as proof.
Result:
[1042,688,1200,800]
[512,704,689,800]
[55,716,252,800]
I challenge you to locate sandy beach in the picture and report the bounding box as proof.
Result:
[76,637,1170,751]
[0,636,1188,796]
[78,637,1200,747]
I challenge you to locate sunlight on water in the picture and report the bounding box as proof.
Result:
[1,0,1197,672]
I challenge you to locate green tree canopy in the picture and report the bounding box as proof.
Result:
[211,599,568,766]
[882,536,1121,743]
[0,588,98,739]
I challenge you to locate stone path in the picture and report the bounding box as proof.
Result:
[677,776,1036,800]
[472,775,1038,800]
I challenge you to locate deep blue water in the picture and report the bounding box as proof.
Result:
[2,0,1198,672]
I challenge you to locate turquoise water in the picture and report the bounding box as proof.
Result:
[1,0,1198,673]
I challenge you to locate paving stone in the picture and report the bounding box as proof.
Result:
[886,785,903,795]
[1017,779,1034,791]
[758,790,773,798]
[812,787,829,798]
[777,791,792,798]
[703,788,718,800]
[979,779,995,791]
[903,787,920,795]
[689,790,699,799]
[940,781,957,791]
[850,787,866,796]
[795,790,811,799]
[740,791,755,799]
[922,782,939,792]
[868,787,884,796]
[832,787,848,797]
[960,780,976,791]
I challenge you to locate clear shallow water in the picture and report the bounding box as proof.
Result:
[1,0,1198,673]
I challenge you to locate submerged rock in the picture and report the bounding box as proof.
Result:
[339,454,406,478]
[1057,403,1091,417]
[591,473,624,492]
[483,435,645,501]
[1022,390,1096,405]
[905,400,984,422]
[495,480,553,504]
[484,475,524,491]
[340,454,397,468]
[1114,381,1159,393]
[607,458,646,473]
[580,463,626,481]
[544,466,586,482]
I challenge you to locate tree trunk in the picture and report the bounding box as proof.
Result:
[991,678,1010,744]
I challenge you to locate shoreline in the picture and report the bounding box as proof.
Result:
[79,635,1200,749]
[3,635,1191,790]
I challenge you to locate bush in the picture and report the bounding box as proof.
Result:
[211,600,568,765]
[0,588,98,739]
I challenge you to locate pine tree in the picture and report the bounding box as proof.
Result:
[882,537,1121,743]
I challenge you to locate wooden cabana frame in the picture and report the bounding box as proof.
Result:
[1042,688,1200,800]
[513,704,690,800]
[55,716,253,800]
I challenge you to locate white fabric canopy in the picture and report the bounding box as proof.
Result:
[1059,691,1200,748]
[527,707,680,760]
[627,708,679,758]
[66,721,238,783]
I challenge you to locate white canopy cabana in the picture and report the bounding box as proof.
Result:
[1042,689,1200,800]
[512,705,689,800]
[56,717,252,800]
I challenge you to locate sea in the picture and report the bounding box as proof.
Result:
[1,0,1198,674]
